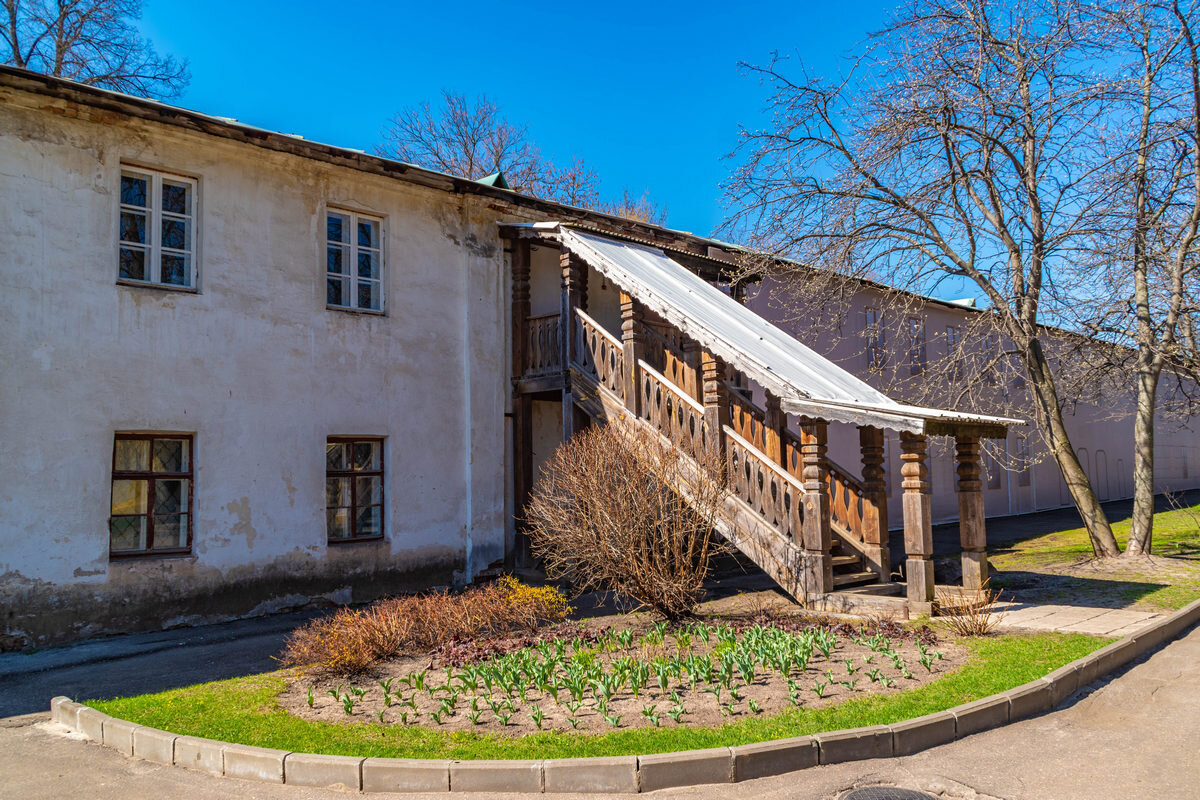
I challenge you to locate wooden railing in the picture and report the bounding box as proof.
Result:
[728,384,768,452]
[724,426,803,541]
[637,360,706,458]
[575,309,624,401]
[640,322,694,397]
[782,430,867,545]
[524,313,561,377]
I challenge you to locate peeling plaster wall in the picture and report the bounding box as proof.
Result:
[0,89,510,647]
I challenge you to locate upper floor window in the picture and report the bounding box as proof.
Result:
[945,325,963,382]
[1016,436,1032,487]
[907,316,926,376]
[864,307,886,371]
[326,210,382,312]
[119,168,196,289]
[109,433,193,557]
[983,332,1000,384]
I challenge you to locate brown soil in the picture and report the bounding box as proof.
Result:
[279,619,965,736]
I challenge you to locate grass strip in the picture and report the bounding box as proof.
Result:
[90,632,1104,760]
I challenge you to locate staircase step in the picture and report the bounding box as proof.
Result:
[831,554,862,569]
[834,581,904,597]
[832,570,881,588]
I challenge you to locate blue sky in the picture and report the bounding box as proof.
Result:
[138,0,898,239]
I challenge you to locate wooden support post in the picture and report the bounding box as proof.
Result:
[620,291,644,415]
[858,425,891,581]
[560,249,586,440]
[509,240,532,570]
[764,391,787,467]
[700,349,729,461]
[900,431,934,610]
[801,419,834,596]
[955,435,989,591]
[682,338,703,403]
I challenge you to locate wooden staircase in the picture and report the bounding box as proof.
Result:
[570,308,900,606]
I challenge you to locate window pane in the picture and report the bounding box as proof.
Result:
[110,516,147,551]
[161,253,190,286]
[353,441,380,471]
[120,174,148,207]
[326,276,347,306]
[357,219,379,247]
[357,280,380,311]
[356,475,382,506]
[327,245,348,276]
[114,439,150,471]
[355,505,381,538]
[327,508,350,540]
[152,438,189,472]
[161,217,190,250]
[152,514,188,549]
[120,210,147,244]
[119,247,146,280]
[111,479,148,514]
[161,181,191,215]
[357,250,379,279]
[326,212,348,244]
[155,479,188,514]
[325,476,350,507]
[326,442,349,471]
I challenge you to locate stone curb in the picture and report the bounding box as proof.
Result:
[50,596,1200,794]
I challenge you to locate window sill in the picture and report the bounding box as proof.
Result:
[326,304,386,317]
[327,535,386,546]
[109,549,194,561]
[117,279,199,295]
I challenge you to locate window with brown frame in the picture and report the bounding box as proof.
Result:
[907,316,926,376]
[326,438,384,542]
[109,433,193,557]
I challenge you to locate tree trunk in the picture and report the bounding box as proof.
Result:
[1025,336,1122,557]
[1126,359,1164,557]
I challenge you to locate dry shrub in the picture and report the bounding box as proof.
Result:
[934,579,1006,637]
[280,577,569,677]
[525,424,729,621]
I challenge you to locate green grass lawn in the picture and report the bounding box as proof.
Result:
[90,632,1105,760]
[988,498,1200,611]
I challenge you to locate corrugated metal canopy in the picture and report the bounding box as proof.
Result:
[559,227,1021,436]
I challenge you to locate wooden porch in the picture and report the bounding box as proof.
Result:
[505,227,1002,616]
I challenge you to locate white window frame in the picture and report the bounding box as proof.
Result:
[118,167,198,289]
[325,208,384,312]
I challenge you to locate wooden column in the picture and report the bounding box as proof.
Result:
[858,425,891,581]
[700,349,729,461]
[620,291,644,415]
[801,419,834,596]
[509,240,532,570]
[763,391,787,467]
[955,435,989,591]
[900,431,935,609]
[682,338,703,402]
[559,249,587,440]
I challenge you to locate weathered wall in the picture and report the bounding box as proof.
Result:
[0,87,514,647]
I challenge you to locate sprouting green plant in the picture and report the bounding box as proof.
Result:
[399,711,411,724]
[728,685,741,701]
[410,670,428,692]
[721,702,737,717]
[919,653,936,672]
[429,709,445,725]
[375,710,386,724]
[530,706,546,730]
[567,717,580,729]
[306,686,315,708]
[748,698,762,714]
[617,629,634,649]
[603,712,622,728]
[341,695,355,715]
[812,680,828,698]
[497,711,513,726]
[901,668,914,680]
[863,654,875,665]
[666,705,686,723]
[881,677,896,688]
[640,703,657,720]
[840,678,859,690]
[867,668,884,683]
[844,659,858,675]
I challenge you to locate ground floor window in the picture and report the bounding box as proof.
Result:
[326,438,384,542]
[109,433,192,557]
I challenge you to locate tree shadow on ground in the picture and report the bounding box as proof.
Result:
[982,570,1169,610]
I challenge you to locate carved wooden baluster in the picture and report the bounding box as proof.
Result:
[801,420,834,596]
[701,350,729,466]
[859,426,890,581]
[956,435,989,591]
[901,431,935,608]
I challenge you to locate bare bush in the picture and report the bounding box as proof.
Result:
[525,424,729,621]
[934,580,1007,637]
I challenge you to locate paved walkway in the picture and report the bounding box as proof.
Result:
[3,621,1198,798]
[991,602,1162,637]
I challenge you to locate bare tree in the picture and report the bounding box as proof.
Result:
[378,90,667,222]
[723,0,1128,557]
[1076,1,1200,556]
[524,424,728,620]
[2,0,188,98]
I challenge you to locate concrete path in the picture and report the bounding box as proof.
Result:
[991,602,1162,637]
[3,622,1198,799]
